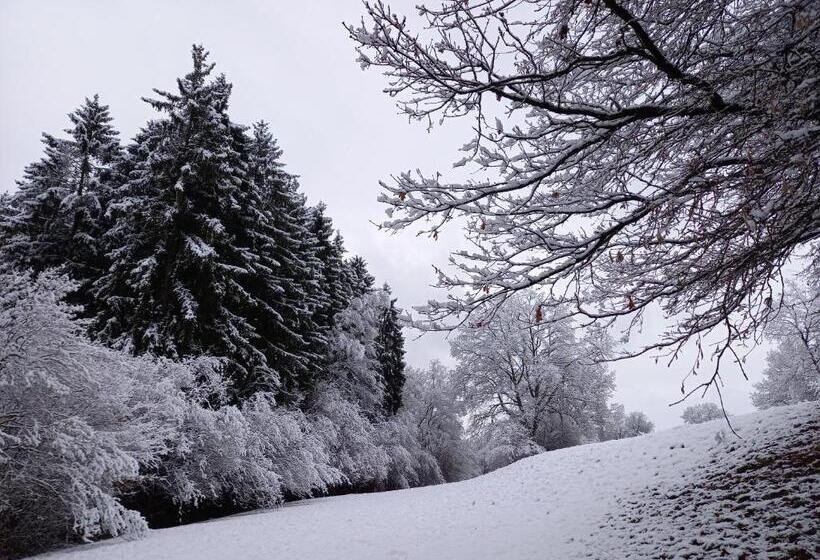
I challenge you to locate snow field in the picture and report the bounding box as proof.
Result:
[40,401,819,560]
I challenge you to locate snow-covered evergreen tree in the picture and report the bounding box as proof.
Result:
[347,255,375,298]
[0,95,119,306]
[243,120,327,401]
[308,204,353,329]
[63,95,121,285]
[376,286,407,416]
[0,133,73,270]
[0,192,10,220]
[93,46,271,399]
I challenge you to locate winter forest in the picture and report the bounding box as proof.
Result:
[1,1,818,559]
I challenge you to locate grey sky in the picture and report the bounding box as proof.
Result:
[0,0,766,429]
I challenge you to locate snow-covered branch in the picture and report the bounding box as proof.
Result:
[349,0,820,383]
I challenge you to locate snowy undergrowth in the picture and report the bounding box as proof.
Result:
[37,402,819,560]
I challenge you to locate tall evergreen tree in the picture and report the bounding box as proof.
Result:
[347,255,375,298]
[94,46,271,398]
[244,120,326,400]
[308,204,353,329]
[0,95,119,305]
[63,95,121,308]
[0,133,74,270]
[376,285,406,416]
[0,193,11,223]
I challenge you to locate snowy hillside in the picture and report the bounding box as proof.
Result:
[40,402,819,560]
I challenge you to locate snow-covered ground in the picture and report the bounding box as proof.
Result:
[39,402,819,560]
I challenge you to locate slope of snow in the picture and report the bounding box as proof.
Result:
[39,402,819,560]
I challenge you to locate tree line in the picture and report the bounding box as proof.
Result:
[0,46,416,557]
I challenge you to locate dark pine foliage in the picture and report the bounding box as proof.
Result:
[244,120,327,401]
[348,255,375,298]
[309,204,353,330]
[93,46,272,398]
[0,95,120,309]
[376,285,406,415]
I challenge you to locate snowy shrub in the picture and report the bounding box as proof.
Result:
[374,416,443,490]
[242,393,344,498]
[598,404,655,440]
[472,422,545,474]
[681,403,726,425]
[597,403,628,441]
[0,268,300,555]
[402,363,476,482]
[622,411,655,436]
[309,382,389,488]
[135,372,329,516]
[0,270,167,556]
[156,399,282,512]
[313,291,446,492]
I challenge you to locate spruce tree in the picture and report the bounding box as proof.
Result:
[308,204,353,329]
[347,255,375,298]
[376,285,406,416]
[244,120,326,400]
[0,133,75,271]
[0,193,10,223]
[63,95,121,307]
[0,95,119,304]
[94,46,271,398]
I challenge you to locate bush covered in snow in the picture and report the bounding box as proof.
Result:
[402,362,476,482]
[0,270,165,556]
[0,269,305,554]
[0,269,437,556]
[681,403,726,425]
[598,404,655,441]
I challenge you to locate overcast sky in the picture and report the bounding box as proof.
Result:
[0,0,767,429]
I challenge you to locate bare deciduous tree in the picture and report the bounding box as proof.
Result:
[348,0,820,395]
